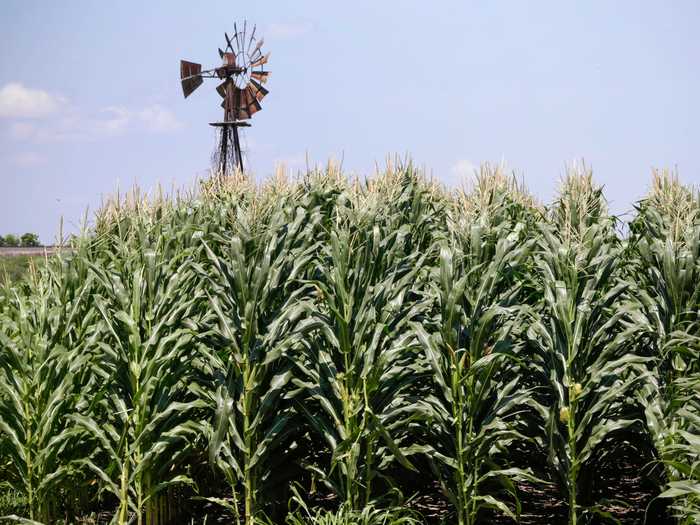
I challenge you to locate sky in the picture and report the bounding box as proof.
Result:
[1,1,699,243]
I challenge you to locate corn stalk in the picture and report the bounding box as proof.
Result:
[292,173,435,509]
[71,231,205,525]
[412,180,540,523]
[199,197,320,524]
[627,171,700,522]
[526,176,650,524]
[0,262,96,523]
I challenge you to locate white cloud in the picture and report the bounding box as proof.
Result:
[5,104,183,142]
[451,159,478,181]
[137,105,183,132]
[93,105,183,135]
[12,151,46,167]
[97,106,131,134]
[8,122,36,139]
[0,83,66,118]
[88,104,183,135]
[6,113,95,142]
[0,83,182,136]
[266,22,312,40]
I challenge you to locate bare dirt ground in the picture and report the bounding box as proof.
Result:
[0,246,69,256]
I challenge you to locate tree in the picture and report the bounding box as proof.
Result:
[20,232,41,247]
[3,234,20,247]
[0,235,4,247]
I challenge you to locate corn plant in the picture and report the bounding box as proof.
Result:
[526,174,650,524]
[412,181,539,524]
[198,196,321,524]
[285,491,422,525]
[626,171,700,522]
[0,250,98,523]
[654,372,700,521]
[72,229,207,525]
[291,180,433,509]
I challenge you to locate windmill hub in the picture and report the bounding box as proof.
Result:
[180,21,270,176]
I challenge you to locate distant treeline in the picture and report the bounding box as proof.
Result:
[0,233,41,247]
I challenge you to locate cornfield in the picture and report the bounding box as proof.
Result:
[1,162,699,525]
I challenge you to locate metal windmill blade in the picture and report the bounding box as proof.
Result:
[180,60,203,98]
[248,79,269,101]
[250,52,270,68]
[250,71,270,84]
[178,20,271,177]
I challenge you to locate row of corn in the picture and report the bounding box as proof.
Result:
[0,163,698,525]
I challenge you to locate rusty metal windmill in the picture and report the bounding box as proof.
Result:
[180,22,270,176]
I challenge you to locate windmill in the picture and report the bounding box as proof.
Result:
[180,22,270,176]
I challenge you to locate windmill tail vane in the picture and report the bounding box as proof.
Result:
[180,21,270,177]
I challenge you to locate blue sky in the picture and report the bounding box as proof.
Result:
[1,1,699,243]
